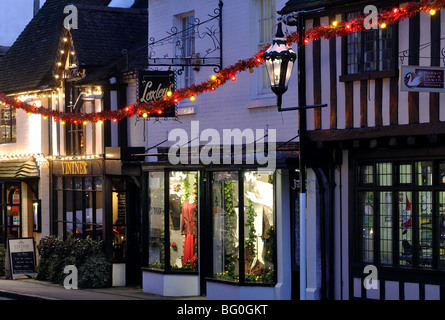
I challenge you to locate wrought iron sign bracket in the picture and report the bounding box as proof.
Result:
[147,1,223,74]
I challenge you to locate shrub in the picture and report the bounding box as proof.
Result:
[0,245,5,276]
[36,236,63,258]
[78,254,111,289]
[36,236,111,288]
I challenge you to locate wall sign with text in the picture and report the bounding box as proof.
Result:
[400,65,445,92]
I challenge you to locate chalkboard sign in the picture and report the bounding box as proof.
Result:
[7,238,36,279]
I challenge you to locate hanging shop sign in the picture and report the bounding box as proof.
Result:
[138,70,176,118]
[400,65,445,92]
[7,238,36,279]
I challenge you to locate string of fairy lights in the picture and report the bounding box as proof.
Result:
[0,0,443,125]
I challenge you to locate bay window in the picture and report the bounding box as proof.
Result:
[357,159,445,269]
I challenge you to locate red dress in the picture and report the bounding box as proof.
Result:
[181,200,196,265]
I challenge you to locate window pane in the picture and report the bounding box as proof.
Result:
[415,161,432,186]
[66,190,74,238]
[0,104,16,143]
[75,191,83,237]
[399,163,412,184]
[73,177,82,190]
[377,162,392,186]
[213,172,239,281]
[95,191,103,241]
[359,191,374,263]
[359,164,373,184]
[148,172,164,268]
[84,177,92,191]
[438,192,445,267]
[418,191,432,267]
[94,176,103,191]
[169,171,198,271]
[57,190,64,236]
[85,191,93,235]
[439,162,445,183]
[112,191,126,260]
[244,171,274,283]
[380,192,392,264]
[399,192,412,266]
[258,0,276,90]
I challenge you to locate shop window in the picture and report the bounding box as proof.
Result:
[0,183,21,243]
[148,172,165,269]
[356,160,445,269]
[0,103,16,144]
[5,184,20,239]
[54,176,103,241]
[170,171,198,270]
[438,191,445,267]
[212,172,240,280]
[147,170,199,271]
[212,170,275,284]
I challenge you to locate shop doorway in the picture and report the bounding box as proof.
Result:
[111,177,142,285]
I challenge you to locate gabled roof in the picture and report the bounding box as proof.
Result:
[70,5,148,83]
[0,0,147,94]
[0,0,111,94]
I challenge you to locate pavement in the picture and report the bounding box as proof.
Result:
[0,277,206,300]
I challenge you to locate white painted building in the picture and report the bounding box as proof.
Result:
[278,0,445,300]
[139,0,308,300]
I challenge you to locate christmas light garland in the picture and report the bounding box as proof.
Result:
[0,0,443,123]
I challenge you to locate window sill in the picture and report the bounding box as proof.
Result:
[141,267,198,275]
[245,95,277,109]
[206,277,276,287]
[177,105,196,116]
[339,69,398,82]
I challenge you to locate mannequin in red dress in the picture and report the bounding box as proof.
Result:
[181,195,197,266]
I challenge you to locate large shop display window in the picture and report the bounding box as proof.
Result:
[54,176,103,240]
[148,171,198,271]
[357,159,445,269]
[212,171,275,284]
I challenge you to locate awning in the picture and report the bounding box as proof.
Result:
[0,158,39,179]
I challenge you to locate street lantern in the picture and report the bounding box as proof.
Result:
[263,22,296,109]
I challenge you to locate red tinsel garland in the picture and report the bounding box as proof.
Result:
[0,0,444,123]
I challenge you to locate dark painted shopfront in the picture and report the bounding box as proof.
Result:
[50,149,144,285]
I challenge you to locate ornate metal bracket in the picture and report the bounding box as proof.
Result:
[399,41,445,65]
[147,1,223,74]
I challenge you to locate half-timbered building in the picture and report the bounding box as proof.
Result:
[280,0,445,300]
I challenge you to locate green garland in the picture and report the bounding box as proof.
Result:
[223,180,238,280]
